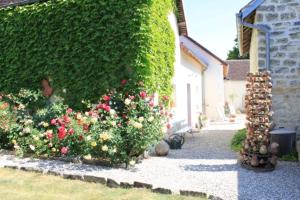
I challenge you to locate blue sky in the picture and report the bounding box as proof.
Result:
[183,0,250,60]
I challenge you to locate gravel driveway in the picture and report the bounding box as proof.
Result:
[0,124,299,200]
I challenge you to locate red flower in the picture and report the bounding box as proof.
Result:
[78,135,84,141]
[103,95,110,101]
[47,132,53,139]
[167,123,172,129]
[68,128,75,135]
[58,126,67,140]
[149,101,154,107]
[61,147,68,155]
[67,108,73,114]
[122,114,127,119]
[63,115,71,124]
[83,124,89,131]
[50,119,57,126]
[139,91,147,99]
[163,95,169,101]
[57,119,64,126]
[104,105,110,112]
[121,79,127,86]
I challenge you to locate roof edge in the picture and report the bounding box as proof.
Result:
[183,36,228,66]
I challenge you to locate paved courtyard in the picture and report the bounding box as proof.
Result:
[0,123,299,200]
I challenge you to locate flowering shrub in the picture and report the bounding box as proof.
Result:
[0,82,171,165]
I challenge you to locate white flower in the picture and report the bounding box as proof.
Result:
[148,116,154,122]
[83,154,92,160]
[102,145,108,152]
[124,98,131,105]
[29,145,35,151]
[129,160,136,166]
[111,121,116,126]
[133,122,143,129]
[85,112,89,116]
[86,136,92,141]
[109,109,116,116]
[138,117,144,122]
[23,127,31,134]
[24,119,33,126]
[112,147,117,153]
[43,122,49,128]
[33,136,39,141]
[91,117,98,124]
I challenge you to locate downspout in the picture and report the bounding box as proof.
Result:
[237,13,270,71]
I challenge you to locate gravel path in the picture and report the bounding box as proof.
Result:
[0,124,299,200]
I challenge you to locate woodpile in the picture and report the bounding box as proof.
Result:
[240,71,278,171]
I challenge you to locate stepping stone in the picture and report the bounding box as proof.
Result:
[180,190,207,198]
[106,178,120,188]
[133,181,152,189]
[84,175,106,184]
[152,187,172,194]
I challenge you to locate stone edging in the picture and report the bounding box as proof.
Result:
[2,164,224,200]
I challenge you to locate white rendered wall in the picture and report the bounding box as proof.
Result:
[168,13,203,128]
[180,36,225,121]
[224,80,246,112]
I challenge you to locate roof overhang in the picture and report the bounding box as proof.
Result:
[237,0,265,55]
[0,0,40,8]
[176,0,188,36]
[180,42,208,70]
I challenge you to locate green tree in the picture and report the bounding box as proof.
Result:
[227,38,249,60]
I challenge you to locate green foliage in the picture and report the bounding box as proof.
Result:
[0,0,175,109]
[231,128,246,152]
[279,150,298,162]
[227,38,249,60]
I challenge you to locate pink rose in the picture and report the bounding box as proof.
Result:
[68,128,75,135]
[50,119,56,126]
[67,108,73,114]
[47,132,53,140]
[163,95,169,101]
[139,91,147,99]
[104,105,111,112]
[63,115,71,124]
[103,95,110,101]
[121,79,127,86]
[167,123,172,129]
[58,126,67,140]
[61,147,68,155]
[149,101,154,107]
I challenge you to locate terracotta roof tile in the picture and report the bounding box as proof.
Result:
[225,60,250,80]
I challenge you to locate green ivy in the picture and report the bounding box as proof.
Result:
[0,0,175,109]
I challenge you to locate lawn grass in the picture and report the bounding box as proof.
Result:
[0,168,204,200]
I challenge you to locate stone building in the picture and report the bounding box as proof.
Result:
[237,0,300,129]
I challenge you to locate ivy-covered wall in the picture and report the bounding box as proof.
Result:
[0,0,175,109]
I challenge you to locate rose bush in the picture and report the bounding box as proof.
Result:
[0,81,171,165]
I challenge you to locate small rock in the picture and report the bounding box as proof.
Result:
[155,140,169,156]
[107,178,120,188]
[152,187,172,194]
[133,181,152,189]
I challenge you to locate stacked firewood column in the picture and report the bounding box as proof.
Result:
[241,71,278,171]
